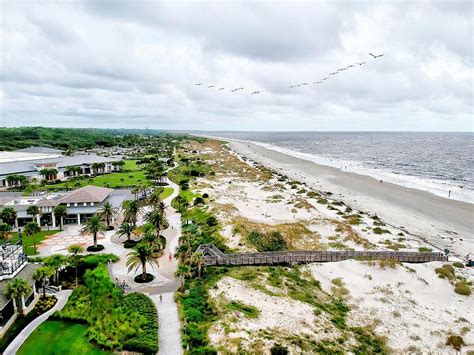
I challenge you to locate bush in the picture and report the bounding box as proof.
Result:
[454,282,471,296]
[247,231,287,252]
[206,216,218,227]
[435,265,455,280]
[194,197,205,205]
[271,344,289,355]
[122,292,158,353]
[373,227,391,235]
[36,296,57,313]
[123,240,138,248]
[202,193,209,198]
[452,262,465,268]
[446,335,464,351]
[418,247,432,252]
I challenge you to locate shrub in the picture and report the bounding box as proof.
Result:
[452,262,465,268]
[373,227,391,235]
[271,344,289,355]
[194,197,205,205]
[454,282,471,296]
[418,247,432,252]
[122,292,158,353]
[435,265,455,280]
[446,335,464,351]
[226,301,259,318]
[247,231,287,252]
[202,193,209,198]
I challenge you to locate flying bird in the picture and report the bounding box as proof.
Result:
[301,82,309,86]
[356,62,366,66]
[208,85,215,88]
[195,83,202,86]
[322,77,329,81]
[218,87,225,90]
[369,52,384,58]
[251,91,261,95]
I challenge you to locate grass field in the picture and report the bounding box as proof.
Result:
[45,160,147,189]
[17,320,110,355]
[160,187,174,200]
[8,230,59,255]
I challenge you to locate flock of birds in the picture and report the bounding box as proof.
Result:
[194,52,384,95]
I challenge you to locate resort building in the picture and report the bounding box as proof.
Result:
[0,185,124,228]
[0,245,39,337]
[0,146,118,188]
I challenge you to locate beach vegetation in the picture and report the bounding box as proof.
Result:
[247,230,288,252]
[452,262,465,268]
[372,227,391,235]
[226,301,259,318]
[307,191,319,198]
[418,247,433,252]
[454,282,471,296]
[446,334,464,351]
[317,197,328,204]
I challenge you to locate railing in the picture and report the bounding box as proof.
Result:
[1,243,22,261]
[196,244,448,266]
[0,256,28,279]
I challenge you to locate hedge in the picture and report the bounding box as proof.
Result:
[122,292,158,354]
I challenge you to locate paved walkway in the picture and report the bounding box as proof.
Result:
[4,290,73,355]
[151,292,184,355]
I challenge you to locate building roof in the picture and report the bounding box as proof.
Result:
[16,146,63,154]
[57,185,112,204]
[0,153,116,177]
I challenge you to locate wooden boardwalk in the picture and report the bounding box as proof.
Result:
[195,244,448,266]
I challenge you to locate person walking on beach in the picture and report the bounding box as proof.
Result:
[169,252,173,261]
[448,190,451,198]
[159,294,163,302]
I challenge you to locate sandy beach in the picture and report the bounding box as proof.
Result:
[226,140,474,257]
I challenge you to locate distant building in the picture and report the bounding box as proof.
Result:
[0,147,119,188]
[0,185,123,227]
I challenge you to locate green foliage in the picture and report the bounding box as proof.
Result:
[435,265,455,280]
[56,265,152,351]
[247,230,288,252]
[446,334,464,351]
[454,282,471,296]
[122,293,159,353]
[452,261,465,268]
[418,247,433,252]
[226,301,259,318]
[372,227,391,235]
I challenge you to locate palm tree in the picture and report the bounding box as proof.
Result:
[53,205,68,231]
[147,189,163,209]
[0,223,12,239]
[144,210,168,236]
[98,201,117,227]
[33,267,54,298]
[0,207,17,226]
[126,242,162,282]
[190,252,206,278]
[118,222,135,242]
[26,205,40,224]
[44,254,66,285]
[80,215,107,249]
[24,221,41,254]
[175,264,192,291]
[121,200,141,226]
[68,245,84,287]
[4,278,32,315]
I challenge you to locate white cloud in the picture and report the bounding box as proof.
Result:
[0,0,472,131]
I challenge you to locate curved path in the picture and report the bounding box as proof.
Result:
[108,178,183,354]
[4,290,73,355]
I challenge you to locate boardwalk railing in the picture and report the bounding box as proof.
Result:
[195,244,448,267]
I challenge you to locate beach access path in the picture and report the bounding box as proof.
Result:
[4,290,73,355]
[229,141,474,257]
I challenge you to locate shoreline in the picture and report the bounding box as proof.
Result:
[192,133,473,204]
[195,135,473,256]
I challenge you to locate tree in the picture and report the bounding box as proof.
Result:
[39,168,58,181]
[80,214,107,248]
[121,200,141,226]
[147,188,163,209]
[44,254,67,285]
[4,278,32,315]
[190,252,206,278]
[175,264,192,290]
[33,267,54,298]
[0,207,17,226]
[27,205,40,224]
[126,242,162,281]
[118,222,135,242]
[68,245,84,287]
[24,221,41,254]
[0,223,12,239]
[98,201,117,227]
[144,210,168,237]
[53,205,68,230]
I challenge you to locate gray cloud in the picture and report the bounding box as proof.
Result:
[0,0,472,131]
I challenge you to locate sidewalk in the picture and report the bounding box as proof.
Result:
[151,292,183,355]
[4,290,73,355]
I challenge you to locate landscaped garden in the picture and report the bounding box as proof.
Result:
[8,230,59,255]
[17,320,111,355]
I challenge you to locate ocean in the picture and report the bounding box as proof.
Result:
[194,131,474,203]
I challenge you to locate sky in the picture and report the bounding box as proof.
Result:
[0,0,473,131]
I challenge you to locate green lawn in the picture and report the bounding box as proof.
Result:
[160,187,174,200]
[45,160,147,189]
[8,230,59,255]
[17,320,111,355]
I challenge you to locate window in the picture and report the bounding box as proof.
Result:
[74,203,78,207]
[91,202,95,206]
[67,203,70,207]
[83,202,87,206]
